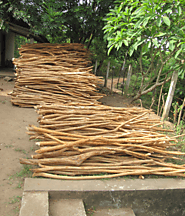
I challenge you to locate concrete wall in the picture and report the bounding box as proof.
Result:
[0,30,15,67]
[5,31,15,61]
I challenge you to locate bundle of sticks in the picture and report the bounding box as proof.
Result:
[11,43,104,107]
[20,103,185,179]
[15,43,185,179]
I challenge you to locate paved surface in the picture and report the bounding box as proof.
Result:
[19,191,49,216]
[50,199,86,216]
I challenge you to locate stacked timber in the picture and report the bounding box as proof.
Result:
[20,103,185,179]
[11,43,104,107]
[15,43,185,179]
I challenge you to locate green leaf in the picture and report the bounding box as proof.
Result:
[163,16,170,26]
[175,48,182,59]
[152,38,159,48]
[129,45,135,56]
[156,17,161,27]
[133,6,144,15]
[123,40,128,46]
[108,44,115,55]
[155,32,166,37]
[135,19,143,29]
[178,6,182,16]
[169,40,175,51]
[148,41,151,48]
[143,17,149,27]
[164,9,172,14]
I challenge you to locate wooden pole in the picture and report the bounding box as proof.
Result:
[162,71,178,121]
[94,60,98,75]
[121,52,128,95]
[177,98,185,126]
[111,68,114,93]
[117,65,122,89]
[104,60,110,87]
[157,84,164,116]
[124,64,132,96]
[173,103,178,123]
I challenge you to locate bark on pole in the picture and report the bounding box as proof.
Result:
[124,64,132,95]
[121,55,127,95]
[177,97,185,126]
[111,68,114,93]
[94,60,98,75]
[162,71,178,121]
[104,60,110,87]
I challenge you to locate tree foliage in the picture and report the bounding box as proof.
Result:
[0,0,115,46]
[104,0,185,101]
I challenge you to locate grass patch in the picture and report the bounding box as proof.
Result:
[86,206,96,216]
[16,165,32,178]
[15,148,27,154]
[5,145,14,148]
[9,196,22,204]
[13,206,20,213]
[15,181,23,189]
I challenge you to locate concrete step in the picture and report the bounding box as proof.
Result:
[19,191,49,216]
[19,192,86,216]
[21,178,185,216]
[92,207,135,216]
[49,198,86,216]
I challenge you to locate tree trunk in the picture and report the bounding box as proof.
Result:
[161,71,178,121]
[94,60,98,75]
[173,103,178,123]
[111,69,114,93]
[96,59,104,76]
[124,64,132,95]
[131,76,171,103]
[117,63,123,89]
[177,98,185,126]
[121,53,128,95]
[157,84,164,116]
[104,60,110,87]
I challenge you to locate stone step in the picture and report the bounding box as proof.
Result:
[49,198,86,216]
[92,207,135,216]
[21,178,185,216]
[19,191,49,216]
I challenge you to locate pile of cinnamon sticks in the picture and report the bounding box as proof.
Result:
[21,103,185,179]
[14,43,185,179]
[11,43,104,107]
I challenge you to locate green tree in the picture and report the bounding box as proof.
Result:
[103,0,185,102]
[0,0,115,47]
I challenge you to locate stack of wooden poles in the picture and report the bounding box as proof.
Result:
[11,43,104,107]
[13,43,185,179]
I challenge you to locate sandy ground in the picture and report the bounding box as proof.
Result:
[0,77,40,216]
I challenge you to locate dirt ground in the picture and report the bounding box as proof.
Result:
[0,76,132,216]
[0,77,40,216]
[0,76,174,216]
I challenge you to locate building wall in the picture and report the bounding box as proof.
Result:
[5,31,15,62]
[0,30,15,67]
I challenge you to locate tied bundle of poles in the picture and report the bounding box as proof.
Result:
[14,43,185,180]
[11,43,104,107]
